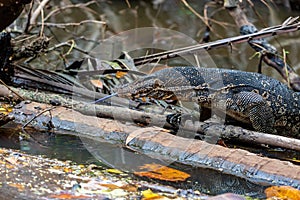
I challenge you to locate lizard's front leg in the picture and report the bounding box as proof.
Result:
[229,91,276,133]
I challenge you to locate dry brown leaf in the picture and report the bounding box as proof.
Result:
[134,163,190,182]
[121,184,138,192]
[100,183,120,190]
[90,79,103,89]
[49,193,90,199]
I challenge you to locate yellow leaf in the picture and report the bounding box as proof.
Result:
[134,164,190,182]
[265,186,300,200]
[115,71,128,79]
[0,104,13,115]
[0,108,9,115]
[289,158,300,163]
[105,168,123,174]
[142,189,162,200]
[63,167,73,173]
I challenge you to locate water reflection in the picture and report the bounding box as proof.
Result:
[0,125,101,165]
[0,125,267,197]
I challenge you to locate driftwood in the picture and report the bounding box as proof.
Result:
[7,86,300,151]
[9,101,300,189]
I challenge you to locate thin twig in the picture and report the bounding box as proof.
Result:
[133,18,300,66]
[39,0,45,36]
[24,0,34,33]
[37,20,106,28]
[125,0,131,8]
[30,0,51,26]
[180,0,233,30]
[43,1,98,21]
[22,106,56,129]
[45,41,90,55]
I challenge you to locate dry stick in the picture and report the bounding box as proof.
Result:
[30,0,50,26]
[37,20,106,28]
[132,19,300,66]
[11,86,300,151]
[125,0,131,8]
[45,41,90,55]
[180,0,233,30]
[43,1,98,21]
[226,5,300,91]
[246,0,270,27]
[24,0,34,33]
[22,105,56,149]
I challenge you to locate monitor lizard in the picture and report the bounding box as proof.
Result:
[116,67,300,138]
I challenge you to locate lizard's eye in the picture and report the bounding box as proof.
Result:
[153,79,163,87]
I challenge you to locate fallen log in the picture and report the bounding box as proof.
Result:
[10,86,300,151]
[9,100,300,189]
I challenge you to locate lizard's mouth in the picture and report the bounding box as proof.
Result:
[117,75,168,99]
[132,89,177,101]
[117,85,177,101]
[116,86,146,99]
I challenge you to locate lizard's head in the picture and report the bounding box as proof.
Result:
[117,75,175,100]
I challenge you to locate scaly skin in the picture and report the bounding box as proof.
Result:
[117,67,300,138]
